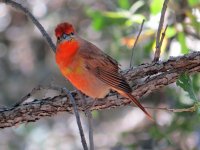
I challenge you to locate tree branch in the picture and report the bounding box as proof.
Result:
[77,91,94,150]
[0,51,199,129]
[153,0,169,62]
[62,88,88,150]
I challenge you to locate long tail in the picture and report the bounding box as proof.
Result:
[125,93,153,121]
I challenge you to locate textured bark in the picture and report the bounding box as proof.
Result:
[0,51,199,129]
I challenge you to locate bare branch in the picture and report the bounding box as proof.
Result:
[125,51,199,81]
[130,19,145,68]
[0,51,199,129]
[62,88,88,150]
[158,24,168,51]
[77,91,94,150]
[144,104,197,113]
[87,111,94,150]
[153,0,169,62]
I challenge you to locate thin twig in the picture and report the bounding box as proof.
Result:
[62,88,88,150]
[159,25,168,49]
[153,0,169,62]
[87,111,94,150]
[144,104,197,113]
[77,91,94,150]
[4,0,56,52]
[130,19,145,68]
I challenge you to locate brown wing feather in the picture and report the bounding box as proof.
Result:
[78,37,132,93]
[94,67,132,93]
[78,38,119,72]
[77,37,153,120]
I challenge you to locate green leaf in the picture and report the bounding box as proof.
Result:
[188,0,199,6]
[125,14,145,26]
[150,0,164,15]
[103,11,129,19]
[177,31,188,54]
[166,27,176,38]
[118,0,130,9]
[192,74,200,93]
[87,9,145,30]
[87,10,106,30]
[176,73,197,102]
[87,10,124,30]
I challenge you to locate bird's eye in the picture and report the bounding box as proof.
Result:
[57,37,60,41]
[71,32,74,35]
[62,34,67,39]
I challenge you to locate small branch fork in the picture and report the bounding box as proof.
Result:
[153,0,169,62]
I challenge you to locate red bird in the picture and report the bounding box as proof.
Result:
[55,22,152,120]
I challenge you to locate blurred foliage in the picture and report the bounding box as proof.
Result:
[150,0,164,15]
[0,0,200,150]
[177,31,188,54]
[177,73,197,102]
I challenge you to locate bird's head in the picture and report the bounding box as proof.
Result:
[55,22,75,44]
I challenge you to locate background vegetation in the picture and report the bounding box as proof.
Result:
[0,0,200,149]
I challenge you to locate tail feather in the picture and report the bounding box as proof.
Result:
[125,93,154,121]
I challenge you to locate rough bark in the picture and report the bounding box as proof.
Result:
[0,51,199,129]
